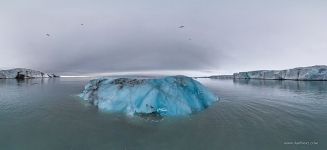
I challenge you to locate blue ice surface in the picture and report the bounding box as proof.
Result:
[80,76,219,116]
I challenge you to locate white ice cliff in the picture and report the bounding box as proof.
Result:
[233,65,327,80]
[80,76,218,116]
[0,68,59,79]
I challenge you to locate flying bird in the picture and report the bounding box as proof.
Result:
[178,25,185,28]
[46,34,50,37]
[81,24,84,26]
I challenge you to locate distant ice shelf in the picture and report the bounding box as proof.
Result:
[79,76,218,116]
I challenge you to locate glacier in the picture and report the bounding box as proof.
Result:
[233,65,327,80]
[0,68,59,79]
[79,76,218,116]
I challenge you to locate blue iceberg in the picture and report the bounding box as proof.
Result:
[79,76,218,116]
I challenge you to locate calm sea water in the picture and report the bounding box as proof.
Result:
[0,78,326,150]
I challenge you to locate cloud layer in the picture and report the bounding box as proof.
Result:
[1,0,326,75]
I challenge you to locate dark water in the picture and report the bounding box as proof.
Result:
[0,78,326,150]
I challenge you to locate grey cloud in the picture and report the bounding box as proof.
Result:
[0,0,326,75]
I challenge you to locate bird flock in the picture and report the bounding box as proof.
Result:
[46,24,192,40]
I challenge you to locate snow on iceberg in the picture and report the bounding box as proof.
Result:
[79,76,218,116]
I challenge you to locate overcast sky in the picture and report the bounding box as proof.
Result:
[1,0,326,76]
